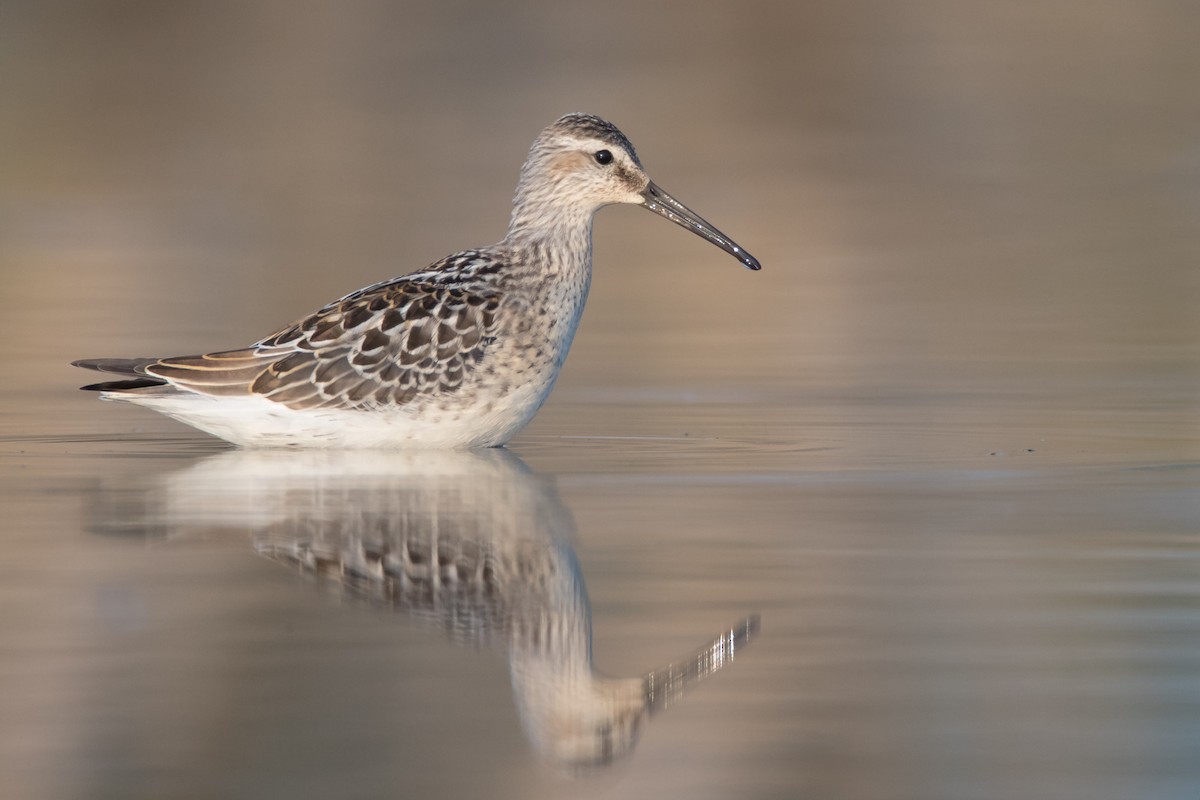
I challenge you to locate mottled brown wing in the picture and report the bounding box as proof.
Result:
[146,281,502,410]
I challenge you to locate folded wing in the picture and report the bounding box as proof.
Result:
[134,281,503,411]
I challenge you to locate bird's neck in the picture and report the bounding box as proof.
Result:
[500,206,595,366]
[503,203,596,282]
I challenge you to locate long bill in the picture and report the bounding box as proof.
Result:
[643,614,761,716]
[640,181,761,271]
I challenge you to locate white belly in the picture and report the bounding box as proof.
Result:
[106,378,553,449]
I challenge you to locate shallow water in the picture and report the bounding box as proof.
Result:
[3,2,1200,799]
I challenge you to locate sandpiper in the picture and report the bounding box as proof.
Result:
[74,113,760,448]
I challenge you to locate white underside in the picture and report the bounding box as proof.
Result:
[102,389,547,449]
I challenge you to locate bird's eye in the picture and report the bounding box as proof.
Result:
[593,150,613,165]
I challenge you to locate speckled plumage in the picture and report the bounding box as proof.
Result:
[73,113,760,448]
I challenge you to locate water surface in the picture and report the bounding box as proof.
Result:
[2,3,1199,799]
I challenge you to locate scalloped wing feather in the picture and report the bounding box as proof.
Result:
[144,281,502,411]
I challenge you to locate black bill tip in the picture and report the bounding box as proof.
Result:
[641,181,762,271]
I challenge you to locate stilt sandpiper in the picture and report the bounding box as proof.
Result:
[74,113,760,448]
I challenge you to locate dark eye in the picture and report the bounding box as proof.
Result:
[593,149,613,165]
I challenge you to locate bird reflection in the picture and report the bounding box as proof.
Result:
[93,448,758,769]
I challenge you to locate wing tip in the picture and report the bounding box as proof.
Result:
[79,377,169,392]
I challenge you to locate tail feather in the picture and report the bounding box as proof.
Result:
[73,352,273,396]
[73,357,168,393]
[71,357,160,377]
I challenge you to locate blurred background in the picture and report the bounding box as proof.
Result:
[1,2,1198,799]
[4,0,1196,404]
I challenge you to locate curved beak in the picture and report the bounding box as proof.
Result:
[640,181,761,271]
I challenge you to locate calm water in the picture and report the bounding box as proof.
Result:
[3,2,1200,799]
